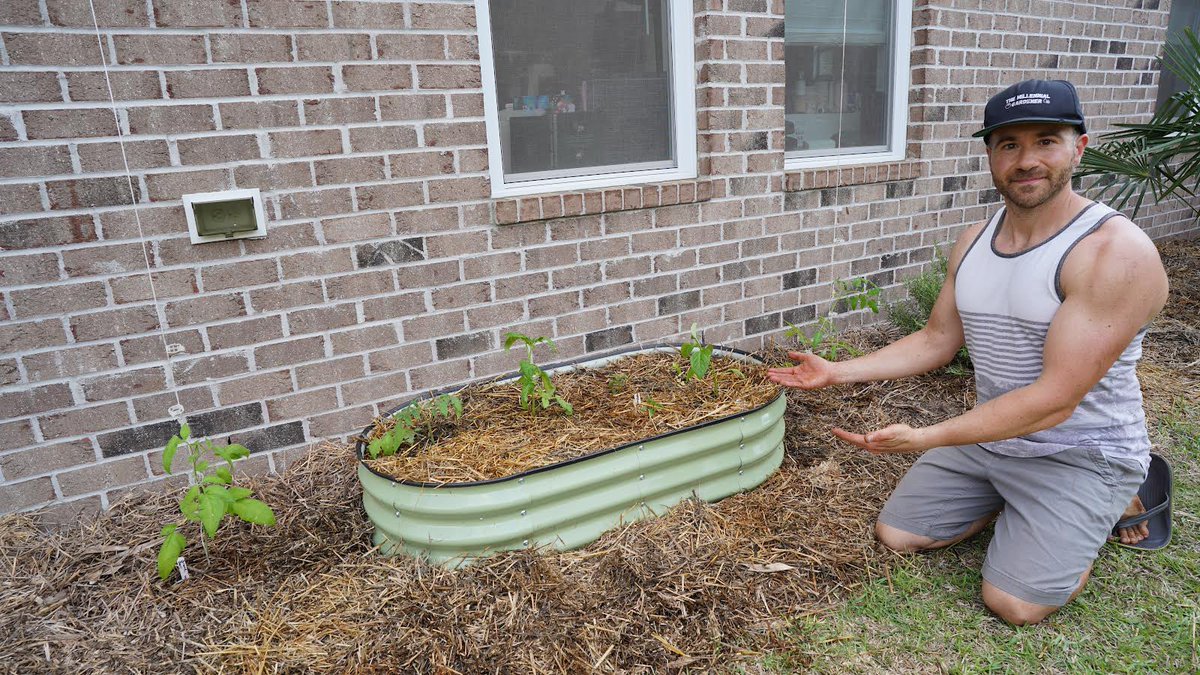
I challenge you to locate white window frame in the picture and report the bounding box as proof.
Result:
[476,0,697,199]
[783,0,912,171]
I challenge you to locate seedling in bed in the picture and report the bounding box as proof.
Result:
[157,423,275,581]
[678,323,713,381]
[367,393,464,459]
[504,332,573,415]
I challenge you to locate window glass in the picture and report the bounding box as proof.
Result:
[487,0,674,183]
[1157,0,1200,107]
[784,0,895,159]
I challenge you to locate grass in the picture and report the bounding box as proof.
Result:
[759,401,1200,674]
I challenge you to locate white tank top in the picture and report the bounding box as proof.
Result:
[954,202,1150,469]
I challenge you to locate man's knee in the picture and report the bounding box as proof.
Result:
[982,582,1058,626]
[874,521,939,553]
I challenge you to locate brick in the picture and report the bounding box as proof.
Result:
[39,401,131,439]
[23,108,117,139]
[277,188,354,220]
[0,146,73,178]
[0,214,96,250]
[145,169,231,200]
[0,440,95,482]
[211,32,293,62]
[207,315,284,350]
[315,156,386,185]
[355,238,426,268]
[266,387,338,421]
[355,182,424,210]
[0,183,46,217]
[21,344,118,382]
[66,71,162,101]
[247,0,328,27]
[257,66,335,95]
[153,0,243,27]
[0,477,56,511]
[410,3,476,30]
[349,125,419,152]
[47,0,148,26]
[377,34,446,61]
[308,404,371,438]
[342,64,414,91]
[408,358,470,392]
[114,34,206,64]
[0,72,63,103]
[361,293,426,323]
[657,290,702,316]
[296,355,365,390]
[172,352,250,386]
[416,65,481,90]
[164,293,246,327]
[46,177,139,210]
[108,270,198,303]
[249,279,325,313]
[232,162,312,192]
[0,116,15,142]
[325,269,396,300]
[219,100,299,129]
[57,456,148,497]
[4,32,103,66]
[217,370,294,405]
[270,129,343,157]
[165,69,251,98]
[329,324,398,354]
[200,258,279,292]
[585,326,633,352]
[176,134,262,164]
[378,94,446,122]
[0,4,43,24]
[303,97,377,125]
[0,359,18,387]
[117,329,201,366]
[435,331,492,359]
[127,104,216,134]
[365,341,429,374]
[77,140,172,172]
[0,384,74,418]
[321,212,390,244]
[331,1,407,28]
[289,304,362,336]
[9,282,107,319]
[186,402,264,437]
[81,367,167,402]
[225,421,305,453]
[428,176,488,202]
[254,336,326,368]
[70,306,160,342]
[96,419,178,458]
[389,150,455,179]
[423,121,486,147]
[296,33,371,61]
[341,371,409,406]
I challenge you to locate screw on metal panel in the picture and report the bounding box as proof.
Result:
[522,539,529,547]
[738,470,744,475]
[394,511,401,518]
[638,474,644,480]
[638,444,644,452]
[641,501,646,507]
[518,477,524,484]
[739,442,745,449]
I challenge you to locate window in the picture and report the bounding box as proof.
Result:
[783,0,911,169]
[1157,0,1200,108]
[477,0,696,198]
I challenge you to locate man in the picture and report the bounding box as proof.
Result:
[768,79,1169,625]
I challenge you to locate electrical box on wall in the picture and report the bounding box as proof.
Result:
[183,188,267,244]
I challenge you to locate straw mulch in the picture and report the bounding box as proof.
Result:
[366,351,780,484]
[1,236,1196,673]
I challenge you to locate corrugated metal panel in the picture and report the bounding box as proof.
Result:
[358,345,786,567]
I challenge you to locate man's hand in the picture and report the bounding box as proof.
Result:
[832,423,934,455]
[767,351,838,389]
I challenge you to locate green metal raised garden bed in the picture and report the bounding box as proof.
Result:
[356,344,786,567]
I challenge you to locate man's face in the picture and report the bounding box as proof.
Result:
[985,123,1088,210]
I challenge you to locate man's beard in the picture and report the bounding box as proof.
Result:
[994,163,1073,209]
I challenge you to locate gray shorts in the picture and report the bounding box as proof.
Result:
[877,444,1147,606]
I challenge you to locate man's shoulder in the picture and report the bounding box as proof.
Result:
[1061,208,1167,302]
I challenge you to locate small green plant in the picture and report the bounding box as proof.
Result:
[786,277,880,361]
[367,393,464,459]
[886,249,972,373]
[607,373,629,395]
[679,323,714,380]
[504,332,573,415]
[639,394,664,417]
[157,423,275,581]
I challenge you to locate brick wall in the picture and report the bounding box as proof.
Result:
[0,0,1194,521]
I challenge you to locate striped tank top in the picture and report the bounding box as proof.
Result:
[954,201,1150,469]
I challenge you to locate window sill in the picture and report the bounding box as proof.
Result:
[492,178,715,226]
[784,160,926,192]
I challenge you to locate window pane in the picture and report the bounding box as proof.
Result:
[488,0,674,182]
[784,0,893,157]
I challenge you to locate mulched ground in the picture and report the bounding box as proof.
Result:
[1,236,1195,674]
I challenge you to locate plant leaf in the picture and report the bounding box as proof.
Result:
[198,491,224,539]
[227,487,252,501]
[157,529,187,581]
[179,423,190,441]
[163,435,183,475]
[231,498,276,526]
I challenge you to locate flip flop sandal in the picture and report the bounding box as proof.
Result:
[1110,453,1173,551]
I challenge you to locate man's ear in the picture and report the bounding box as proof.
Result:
[1073,132,1089,167]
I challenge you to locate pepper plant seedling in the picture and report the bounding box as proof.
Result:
[504,332,573,415]
[679,323,713,380]
[367,393,464,459]
[157,423,275,581]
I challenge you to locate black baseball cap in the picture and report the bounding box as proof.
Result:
[973,79,1087,140]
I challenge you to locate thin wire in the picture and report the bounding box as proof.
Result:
[87,0,184,415]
